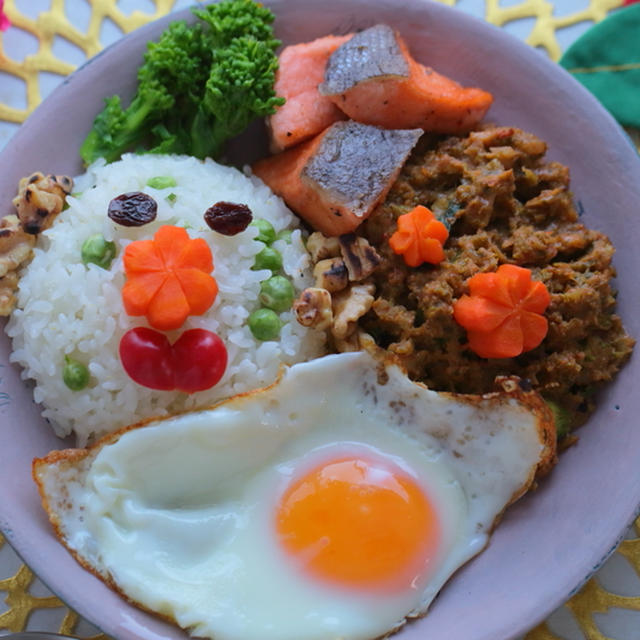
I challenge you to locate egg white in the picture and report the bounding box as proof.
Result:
[35,351,552,640]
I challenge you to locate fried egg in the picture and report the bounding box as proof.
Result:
[33,351,555,640]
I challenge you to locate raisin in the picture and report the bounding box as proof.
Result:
[108,192,157,227]
[205,201,253,236]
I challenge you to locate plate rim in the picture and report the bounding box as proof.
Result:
[1,1,640,639]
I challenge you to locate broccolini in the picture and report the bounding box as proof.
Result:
[80,0,284,164]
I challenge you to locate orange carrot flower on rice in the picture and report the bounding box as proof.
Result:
[122,225,218,331]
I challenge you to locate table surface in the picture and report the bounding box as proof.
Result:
[1,1,640,639]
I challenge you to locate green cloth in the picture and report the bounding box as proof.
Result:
[559,4,640,129]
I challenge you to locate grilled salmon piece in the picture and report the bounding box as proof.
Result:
[253,120,422,236]
[268,34,352,153]
[319,24,493,134]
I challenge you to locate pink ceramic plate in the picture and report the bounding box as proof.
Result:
[0,1,639,639]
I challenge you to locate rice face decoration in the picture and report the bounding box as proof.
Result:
[7,154,325,444]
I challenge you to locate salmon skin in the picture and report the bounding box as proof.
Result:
[318,24,493,134]
[301,121,421,218]
[253,121,422,236]
[319,24,409,95]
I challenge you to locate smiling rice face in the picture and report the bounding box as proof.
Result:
[6,154,326,445]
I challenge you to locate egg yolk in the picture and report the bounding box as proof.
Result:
[276,455,440,592]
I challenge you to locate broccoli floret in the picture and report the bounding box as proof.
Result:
[80,96,129,165]
[139,20,212,105]
[81,0,283,164]
[197,36,284,159]
[193,0,280,50]
[91,87,175,163]
[80,86,174,165]
[81,20,208,164]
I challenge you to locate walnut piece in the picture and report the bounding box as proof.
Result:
[0,272,20,316]
[293,287,334,330]
[0,215,36,278]
[332,329,367,353]
[306,231,341,263]
[0,215,37,315]
[331,282,375,340]
[313,257,349,292]
[12,172,73,235]
[338,233,381,281]
[298,232,379,337]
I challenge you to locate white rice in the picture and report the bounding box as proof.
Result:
[6,154,326,445]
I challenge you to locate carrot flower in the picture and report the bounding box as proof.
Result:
[389,205,449,267]
[453,264,551,359]
[122,225,218,331]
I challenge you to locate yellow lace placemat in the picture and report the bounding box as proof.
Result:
[0,0,626,124]
[0,1,636,639]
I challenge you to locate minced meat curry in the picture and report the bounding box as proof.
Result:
[356,125,634,436]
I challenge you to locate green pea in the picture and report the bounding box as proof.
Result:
[63,355,90,391]
[146,176,177,189]
[252,246,283,272]
[81,234,116,270]
[276,229,293,244]
[248,308,281,341]
[259,275,295,313]
[251,218,276,245]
